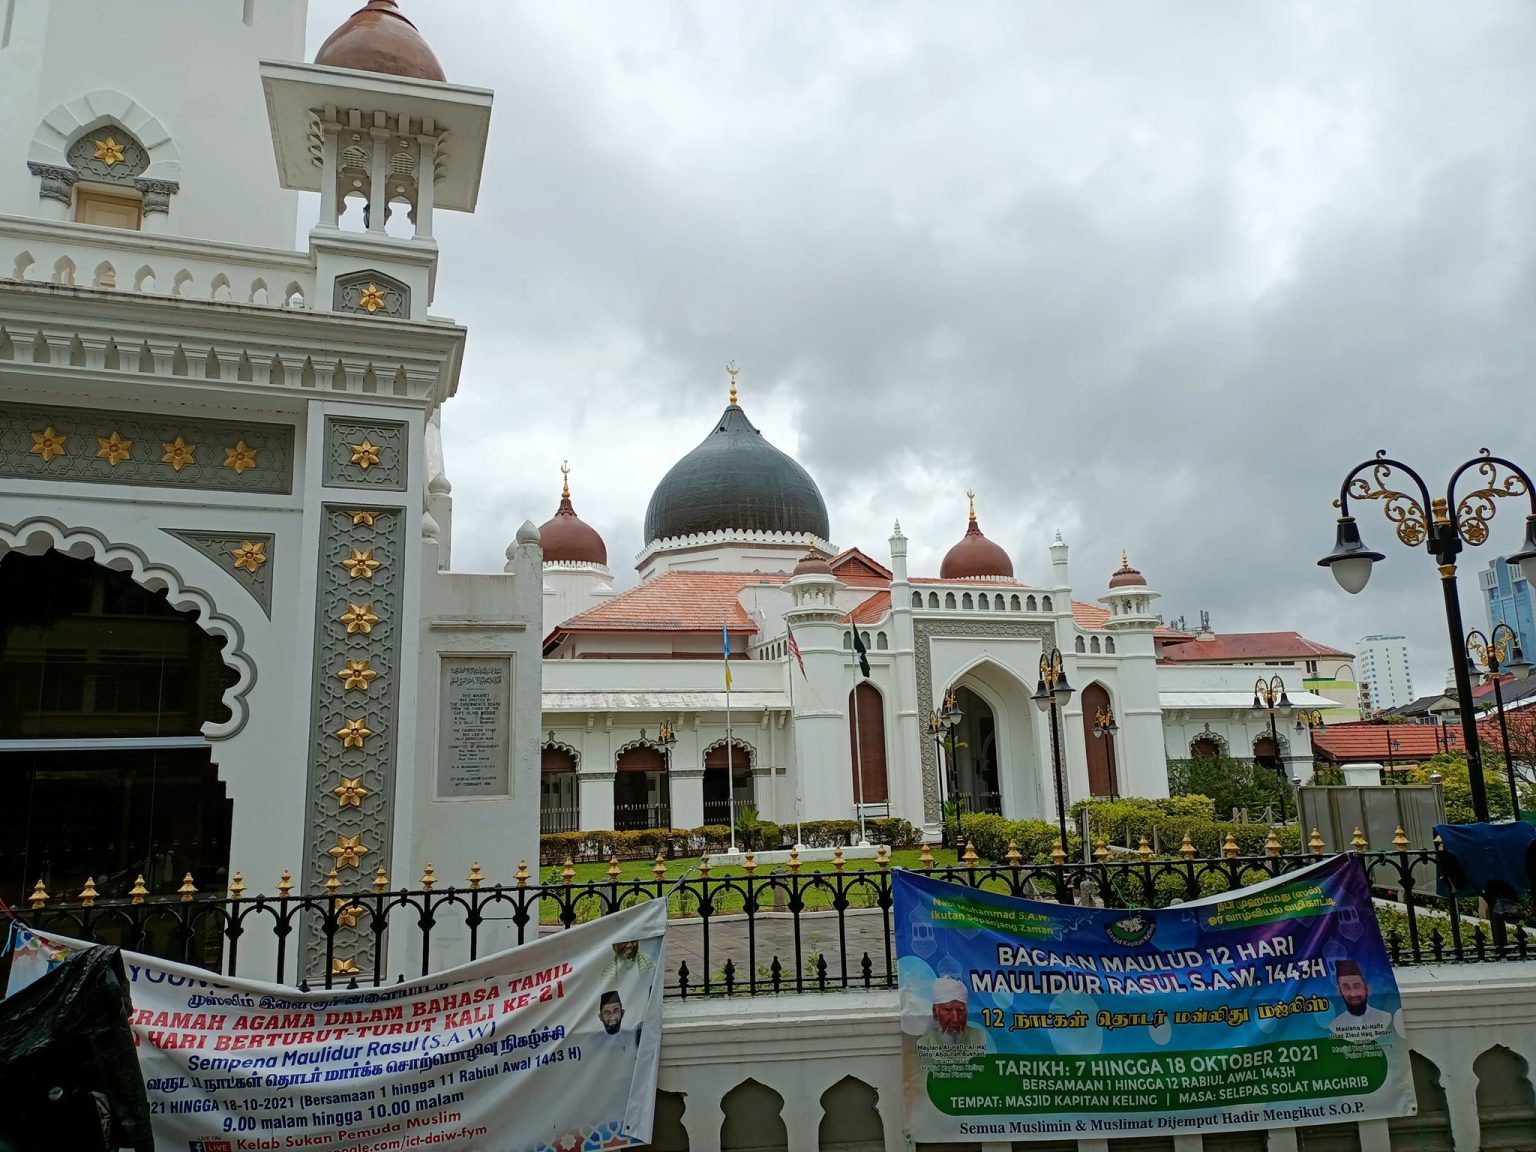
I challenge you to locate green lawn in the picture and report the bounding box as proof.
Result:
[522,847,963,924]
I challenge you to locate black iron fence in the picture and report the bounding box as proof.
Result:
[10,849,1532,1000]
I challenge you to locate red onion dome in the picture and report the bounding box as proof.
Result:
[1108,551,1147,588]
[939,491,1014,580]
[538,465,607,565]
[315,0,446,82]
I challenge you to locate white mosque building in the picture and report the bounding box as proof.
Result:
[0,0,1332,925]
[533,381,1179,840]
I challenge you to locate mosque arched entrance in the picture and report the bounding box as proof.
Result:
[0,549,237,904]
[703,740,755,826]
[950,687,1000,815]
[614,743,669,830]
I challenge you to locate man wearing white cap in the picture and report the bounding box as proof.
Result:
[916,976,986,1058]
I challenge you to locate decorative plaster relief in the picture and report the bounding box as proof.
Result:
[302,504,407,977]
[912,617,1057,825]
[334,270,409,319]
[0,402,294,493]
[66,128,150,185]
[165,530,276,617]
[322,417,408,492]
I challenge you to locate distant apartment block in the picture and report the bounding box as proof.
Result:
[1480,555,1536,653]
[1357,633,1413,712]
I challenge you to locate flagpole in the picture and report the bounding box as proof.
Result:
[725,627,737,854]
[850,648,869,847]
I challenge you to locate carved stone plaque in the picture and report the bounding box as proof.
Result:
[437,656,512,798]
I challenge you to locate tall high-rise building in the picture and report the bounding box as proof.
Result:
[1357,634,1414,711]
[1479,556,1536,651]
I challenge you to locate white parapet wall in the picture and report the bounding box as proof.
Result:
[649,963,1536,1151]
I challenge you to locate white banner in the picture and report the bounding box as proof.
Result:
[7,899,667,1152]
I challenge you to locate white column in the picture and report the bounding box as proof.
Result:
[414,134,437,239]
[367,127,388,233]
[671,769,705,829]
[578,771,615,831]
[318,125,340,228]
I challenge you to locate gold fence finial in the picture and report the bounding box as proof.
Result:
[80,877,98,906]
[468,862,484,890]
[420,864,436,892]
[515,859,530,887]
[278,869,294,897]
[230,872,246,900]
[130,875,149,904]
[373,865,389,893]
[1309,827,1325,855]
[178,873,198,902]
[29,878,49,909]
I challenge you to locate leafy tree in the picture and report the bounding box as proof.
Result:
[1404,753,1515,825]
[1167,755,1286,820]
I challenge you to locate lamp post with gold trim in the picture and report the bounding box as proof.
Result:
[1465,623,1532,819]
[1091,704,1120,801]
[1251,675,1293,821]
[1320,449,1536,824]
[927,691,963,850]
[657,720,677,829]
[1033,647,1074,853]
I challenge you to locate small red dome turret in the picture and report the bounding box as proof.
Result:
[939,490,1014,580]
[538,464,607,565]
[315,0,446,82]
[1108,551,1147,589]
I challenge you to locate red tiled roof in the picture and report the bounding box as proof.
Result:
[842,591,891,625]
[1311,723,1454,762]
[551,571,787,636]
[829,549,892,585]
[1072,601,1183,637]
[1158,631,1352,662]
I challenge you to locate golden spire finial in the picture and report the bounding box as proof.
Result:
[965,488,976,522]
[805,533,817,556]
[560,460,570,500]
[1122,549,1129,568]
[726,360,739,406]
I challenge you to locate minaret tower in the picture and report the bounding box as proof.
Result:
[1099,553,1167,797]
[537,462,615,632]
[260,0,492,320]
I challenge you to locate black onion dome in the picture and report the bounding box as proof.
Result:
[643,403,830,544]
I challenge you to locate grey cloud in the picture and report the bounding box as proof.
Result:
[309,1,1536,682]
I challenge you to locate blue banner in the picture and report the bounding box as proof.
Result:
[894,855,1413,1142]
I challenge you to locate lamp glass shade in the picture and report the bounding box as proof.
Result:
[1507,644,1534,681]
[1330,555,1375,594]
[1251,694,1264,713]
[1053,681,1074,707]
[1276,691,1293,714]
[1506,516,1536,585]
[1032,680,1051,713]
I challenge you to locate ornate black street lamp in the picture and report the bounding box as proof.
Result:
[1032,648,1075,853]
[1319,449,1536,823]
[1251,675,1293,820]
[1091,705,1119,801]
[1465,623,1532,819]
[926,691,963,849]
[657,720,676,829]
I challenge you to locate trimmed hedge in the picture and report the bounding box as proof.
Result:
[1072,796,1303,858]
[539,817,923,864]
[954,813,1082,863]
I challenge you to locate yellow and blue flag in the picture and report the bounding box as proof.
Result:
[722,625,733,691]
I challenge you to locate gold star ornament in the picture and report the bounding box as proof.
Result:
[93,136,126,167]
[339,548,382,580]
[334,904,365,930]
[331,956,362,975]
[29,427,67,463]
[327,834,369,869]
[333,775,370,808]
[338,603,380,634]
[358,283,387,313]
[334,717,372,749]
[229,540,267,573]
[161,436,197,472]
[96,431,133,466]
[349,440,382,470]
[224,440,258,475]
[349,509,379,527]
[337,658,378,691]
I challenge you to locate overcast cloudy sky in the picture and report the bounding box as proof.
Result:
[311,2,1536,693]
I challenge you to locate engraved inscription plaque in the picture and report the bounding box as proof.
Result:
[437,656,512,798]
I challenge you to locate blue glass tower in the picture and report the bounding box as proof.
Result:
[1480,556,1536,650]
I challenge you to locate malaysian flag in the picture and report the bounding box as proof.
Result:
[786,622,807,679]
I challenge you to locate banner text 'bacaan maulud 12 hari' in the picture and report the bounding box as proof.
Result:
[894,855,1413,1143]
[6,897,667,1152]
